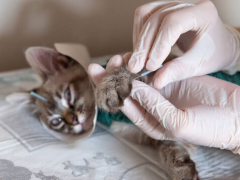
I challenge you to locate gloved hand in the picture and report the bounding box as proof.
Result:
[128,0,240,89]
[131,77,240,154]
[89,54,240,154]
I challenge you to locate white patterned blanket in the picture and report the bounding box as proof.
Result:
[0,57,239,180]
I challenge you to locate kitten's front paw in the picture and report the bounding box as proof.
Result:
[95,67,135,112]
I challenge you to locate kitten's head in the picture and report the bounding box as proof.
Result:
[7,47,95,135]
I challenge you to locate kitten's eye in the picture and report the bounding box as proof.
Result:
[51,118,62,126]
[64,87,71,103]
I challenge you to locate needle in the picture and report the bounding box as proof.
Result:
[134,65,163,79]
[30,91,48,102]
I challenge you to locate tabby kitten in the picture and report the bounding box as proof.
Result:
[95,65,199,180]
[7,47,95,134]
[7,46,199,179]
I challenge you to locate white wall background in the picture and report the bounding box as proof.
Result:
[212,0,240,27]
[0,0,152,72]
[0,0,238,72]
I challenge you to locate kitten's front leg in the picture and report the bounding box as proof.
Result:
[95,66,137,112]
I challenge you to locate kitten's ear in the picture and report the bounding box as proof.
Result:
[6,93,35,105]
[25,47,70,80]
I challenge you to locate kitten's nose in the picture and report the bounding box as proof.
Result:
[76,112,87,124]
[72,115,78,125]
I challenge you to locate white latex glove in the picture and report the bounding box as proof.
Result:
[89,54,240,154]
[131,77,240,154]
[128,0,240,89]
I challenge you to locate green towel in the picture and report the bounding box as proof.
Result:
[97,62,240,126]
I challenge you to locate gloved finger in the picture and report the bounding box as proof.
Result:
[153,57,190,89]
[146,0,217,71]
[122,52,132,64]
[106,55,124,72]
[133,1,176,49]
[88,63,106,86]
[131,80,187,131]
[128,2,194,74]
[120,97,172,140]
[152,32,217,89]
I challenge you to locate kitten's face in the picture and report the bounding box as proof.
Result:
[36,64,94,134]
[28,47,95,134]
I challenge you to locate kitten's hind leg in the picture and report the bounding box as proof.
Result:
[111,122,199,180]
[159,141,199,180]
